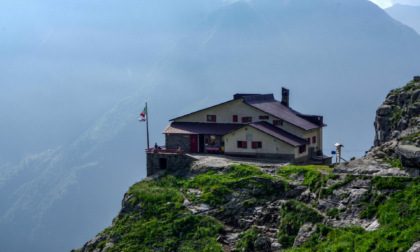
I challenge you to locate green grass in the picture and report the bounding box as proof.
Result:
[401,132,420,143]
[326,208,340,220]
[98,175,224,251]
[278,165,357,198]
[360,194,387,219]
[372,176,415,190]
[278,200,324,248]
[287,180,420,252]
[320,174,356,198]
[403,80,417,91]
[233,226,259,251]
[384,157,403,168]
[183,164,282,206]
[100,165,284,251]
[87,163,420,252]
[277,165,333,197]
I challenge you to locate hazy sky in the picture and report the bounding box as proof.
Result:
[370,0,420,8]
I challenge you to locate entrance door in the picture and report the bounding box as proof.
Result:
[190,135,198,153]
[199,135,205,153]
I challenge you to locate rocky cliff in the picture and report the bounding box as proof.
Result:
[334,77,420,178]
[373,76,420,168]
[74,79,420,252]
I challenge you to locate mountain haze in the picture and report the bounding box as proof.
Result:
[386,4,420,34]
[1,0,420,251]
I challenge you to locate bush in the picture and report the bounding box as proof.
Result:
[326,208,340,220]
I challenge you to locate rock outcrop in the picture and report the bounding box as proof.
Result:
[374,77,420,146]
[373,76,420,168]
[335,77,420,176]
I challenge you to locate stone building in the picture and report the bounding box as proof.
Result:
[162,88,326,163]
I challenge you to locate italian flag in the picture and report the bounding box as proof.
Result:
[139,106,147,122]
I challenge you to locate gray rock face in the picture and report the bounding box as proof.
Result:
[254,236,272,251]
[293,223,316,248]
[408,241,420,252]
[397,145,420,168]
[365,220,380,231]
[374,78,420,147]
[369,78,420,171]
[377,105,392,116]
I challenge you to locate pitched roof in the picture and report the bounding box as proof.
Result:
[170,99,237,121]
[162,122,245,135]
[169,93,324,130]
[242,95,322,130]
[247,121,309,147]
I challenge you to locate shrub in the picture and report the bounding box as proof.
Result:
[326,208,340,220]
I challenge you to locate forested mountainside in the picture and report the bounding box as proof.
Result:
[74,79,420,251]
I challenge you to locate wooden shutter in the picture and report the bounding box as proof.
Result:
[252,141,257,149]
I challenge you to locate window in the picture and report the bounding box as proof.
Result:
[306,138,310,144]
[242,117,252,123]
[252,141,262,149]
[207,115,216,122]
[259,115,269,120]
[273,119,283,126]
[299,145,306,154]
[237,141,247,149]
[312,136,317,144]
[209,135,216,145]
[233,115,238,122]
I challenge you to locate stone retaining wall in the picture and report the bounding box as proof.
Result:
[165,134,191,152]
[147,152,197,176]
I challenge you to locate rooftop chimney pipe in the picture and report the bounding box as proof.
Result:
[281,87,289,107]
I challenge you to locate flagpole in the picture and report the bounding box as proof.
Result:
[146,102,150,150]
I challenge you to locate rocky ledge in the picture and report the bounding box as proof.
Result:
[74,159,419,251]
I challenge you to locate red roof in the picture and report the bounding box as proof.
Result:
[162,122,245,135]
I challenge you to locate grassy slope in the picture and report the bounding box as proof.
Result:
[288,179,420,252]
[85,164,420,251]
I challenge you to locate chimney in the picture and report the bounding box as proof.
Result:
[281,87,289,107]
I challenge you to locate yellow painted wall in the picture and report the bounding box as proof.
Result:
[223,126,297,155]
[302,128,323,151]
[173,99,272,124]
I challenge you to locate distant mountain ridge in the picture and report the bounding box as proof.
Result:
[386,4,420,34]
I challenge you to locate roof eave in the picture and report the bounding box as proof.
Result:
[247,124,307,147]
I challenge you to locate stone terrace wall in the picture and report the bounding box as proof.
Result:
[147,153,197,176]
[165,134,191,152]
